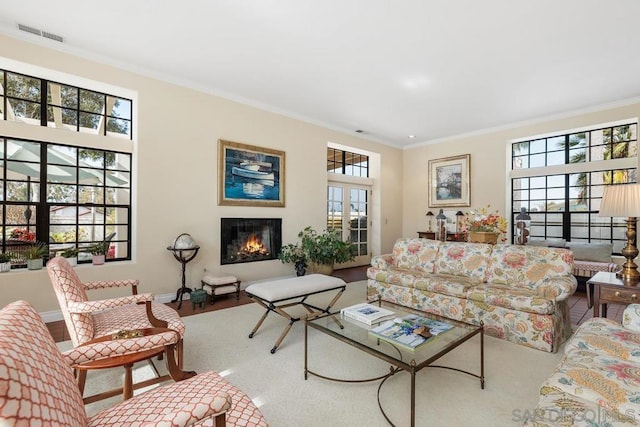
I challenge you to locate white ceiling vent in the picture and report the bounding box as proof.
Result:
[17,23,64,43]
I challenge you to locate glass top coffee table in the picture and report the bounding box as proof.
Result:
[304,301,484,427]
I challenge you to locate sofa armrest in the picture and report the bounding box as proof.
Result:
[370,253,394,269]
[623,304,640,332]
[536,276,577,302]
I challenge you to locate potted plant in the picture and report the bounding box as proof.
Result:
[278,243,307,276]
[0,252,12,272]
[60,247,79,267]
[24,242,48,270]
[88,241,110,265]
[281,226,355,275]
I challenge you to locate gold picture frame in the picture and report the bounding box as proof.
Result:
[218,139,285,207]
[428,154,470,208]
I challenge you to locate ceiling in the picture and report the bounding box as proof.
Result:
[1,1,640,148]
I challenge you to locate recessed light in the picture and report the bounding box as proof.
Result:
[408,135,416,139]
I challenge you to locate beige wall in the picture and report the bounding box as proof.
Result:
[0,35,403,313]
[403,103,640,237]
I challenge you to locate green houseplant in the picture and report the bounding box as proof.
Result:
[88,241,110,265]
[0,252,12,273]
[278,243,307,276]
[24,242,48,270]
[60,247,79,267]
[280,226,355,275]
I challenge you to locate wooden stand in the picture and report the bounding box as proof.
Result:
[417,231,467,242]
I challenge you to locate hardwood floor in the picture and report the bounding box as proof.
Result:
[46,266,623,342]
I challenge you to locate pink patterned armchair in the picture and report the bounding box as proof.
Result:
[46,256,189,403]
[0,300,268,426]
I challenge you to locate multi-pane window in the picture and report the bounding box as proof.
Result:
[511,123,638,254]
[327,148,369,177]
[0,66,134,267]
[1,137,132,266]
[1,69,132,139]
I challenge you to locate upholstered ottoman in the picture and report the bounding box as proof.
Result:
[202,274,241,303]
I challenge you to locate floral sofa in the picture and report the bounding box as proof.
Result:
[367,238,577,352]
[525,304,640,426]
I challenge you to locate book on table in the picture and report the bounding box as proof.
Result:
[369,314,454,351]
[340,303,396,325]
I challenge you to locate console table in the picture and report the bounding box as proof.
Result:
[417,231,467,242]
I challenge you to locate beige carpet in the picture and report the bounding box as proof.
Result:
[62,280,564,426]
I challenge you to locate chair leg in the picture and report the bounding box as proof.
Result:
[177,338,184,370]
[76,369,87,396]
[164,342,196,381]
[123,363,134,400]
[214,413,226,427]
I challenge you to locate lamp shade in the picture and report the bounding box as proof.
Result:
[599,184,640,217]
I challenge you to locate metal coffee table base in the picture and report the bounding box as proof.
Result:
[304,318,484,427]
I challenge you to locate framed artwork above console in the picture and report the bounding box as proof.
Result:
[428,154,470,208]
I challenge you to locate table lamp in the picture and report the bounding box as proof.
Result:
[599,184,640,281]
[455,211,464,234]
[435,209,447,242]
[426,211,434,232]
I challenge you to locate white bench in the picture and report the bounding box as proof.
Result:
[245,274,346,354]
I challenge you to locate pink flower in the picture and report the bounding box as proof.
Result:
[447,246,465,260]
[407,242,421,254]
[502,252,526,269]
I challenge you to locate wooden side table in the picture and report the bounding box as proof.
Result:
[587,271,640,317]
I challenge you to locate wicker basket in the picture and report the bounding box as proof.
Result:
[468,231,499,244]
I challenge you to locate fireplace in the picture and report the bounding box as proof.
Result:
[220,218,282,265]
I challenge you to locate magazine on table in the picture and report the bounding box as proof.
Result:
[340,303,396,325]
[369,314,454,351]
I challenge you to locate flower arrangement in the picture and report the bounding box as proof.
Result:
[9,228,35,242]
[460,205,508,241]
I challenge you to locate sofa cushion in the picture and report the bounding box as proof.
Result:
[524,389,636,426]
[433,242,493,282]
[566,241,612,263]
[367,267,418,289]
[414,273,482,298]
[542,352,640,418]
[392,238,440,274]
[466,283,556,315]
[486,245,574,292]
[565,316,640,364]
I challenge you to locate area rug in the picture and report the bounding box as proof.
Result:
[63,280,564,426]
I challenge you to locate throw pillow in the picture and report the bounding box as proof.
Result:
[566,242,612,263]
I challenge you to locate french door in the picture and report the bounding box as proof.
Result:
[327,184,371,267]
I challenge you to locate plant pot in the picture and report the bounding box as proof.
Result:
[468,231,499,244]
[308,262,334,275]
[0,262,10,273]
[294,260,306,276]
[64,256,78,267]
[27,258,43,270]
[92,254,105,265]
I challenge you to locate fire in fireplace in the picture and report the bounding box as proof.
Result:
[220,218,282,265]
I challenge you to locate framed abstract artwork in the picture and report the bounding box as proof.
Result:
[218,139,285,207]
[428,154,470,208]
